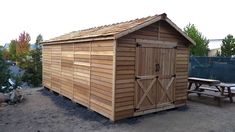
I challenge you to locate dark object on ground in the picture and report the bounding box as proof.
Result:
[0,93,8,103]
[0,89,23,104]
[9,89,23,104]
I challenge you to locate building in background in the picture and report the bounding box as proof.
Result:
[208,39,222,56]
[208,48,221,57]
[3,43,10,50]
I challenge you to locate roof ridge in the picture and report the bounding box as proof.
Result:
[44,14,161,43]
[73,15,156,33]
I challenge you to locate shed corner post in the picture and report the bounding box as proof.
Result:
[42,44,44,88]
[111,39,117,121]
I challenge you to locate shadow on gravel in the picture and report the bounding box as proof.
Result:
[188,94,233,108]
[38,88,193,127]
[176,105,189,112]
[39,88,142,126]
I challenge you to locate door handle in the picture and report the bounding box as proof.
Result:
[155,64,160,72]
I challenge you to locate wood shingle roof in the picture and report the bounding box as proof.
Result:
[43,13,195,45]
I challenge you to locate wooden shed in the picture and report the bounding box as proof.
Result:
[42,13,195,121]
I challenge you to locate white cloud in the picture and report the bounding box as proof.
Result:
[0,0,234,49]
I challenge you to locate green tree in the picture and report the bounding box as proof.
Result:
[35,34,43,44]
[2,49,10,60]
[184,23,209,56]
[221,34,235,56]
[9,40,17,61]
[0,48,10,92]
[22,34,43,87]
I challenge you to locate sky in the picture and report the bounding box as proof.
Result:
[0,0,235,49]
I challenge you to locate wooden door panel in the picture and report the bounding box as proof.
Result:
[135,45,176,111]
[135,47,157,111]
[157,48,175,105]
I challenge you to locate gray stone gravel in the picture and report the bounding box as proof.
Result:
[0,88,235,132]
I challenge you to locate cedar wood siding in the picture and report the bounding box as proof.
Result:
[42,40,114,120]
[42,45,52,89]
[114,20,190,120]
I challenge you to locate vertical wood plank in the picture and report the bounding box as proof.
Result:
[158,21,160,40]
[89,41,92,108]
[135,46,139,108]
[112,40,117,121]
[59,44,62,94]
[72,43,74,100]
[42,45,44,87]
[173,48,176,102]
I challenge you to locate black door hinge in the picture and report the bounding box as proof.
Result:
[136,43,141,47]
[135,76,140,80]
[134,108,139,111]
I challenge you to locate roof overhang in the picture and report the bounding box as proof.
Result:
[164,18,196,45]
[42,35,114,45]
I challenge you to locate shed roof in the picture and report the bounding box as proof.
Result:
[43,13,195,45]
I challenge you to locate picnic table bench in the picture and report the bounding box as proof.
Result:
[188,77,235,105]
[215,83,235,103]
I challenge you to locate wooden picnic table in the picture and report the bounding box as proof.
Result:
[188,77,235,105]
[215,83,235,103]
[188,77,221,90]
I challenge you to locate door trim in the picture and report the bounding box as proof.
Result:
[134,103,175,116]
[136,39,177,48]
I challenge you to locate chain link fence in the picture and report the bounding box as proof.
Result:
[189,56,235,83]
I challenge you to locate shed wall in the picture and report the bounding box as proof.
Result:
[51,45,61,93]
[158,21,189,104]
[42,40,114,119]
[90,40,114,118]
[175,47,189,103]
[114,20,190,120]
[42,46,51,88]
[114,39,136,120]
[73,42,91,107]
[61,44,74,99]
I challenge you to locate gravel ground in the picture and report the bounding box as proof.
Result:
[0,88,235,132]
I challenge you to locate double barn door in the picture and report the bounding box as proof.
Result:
[135,40,176,112]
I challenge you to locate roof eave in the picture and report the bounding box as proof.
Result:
[164,18,196,46]
[42,35,115,45]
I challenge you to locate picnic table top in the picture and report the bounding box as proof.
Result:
[216,83,235,87]
[188,77,221,85]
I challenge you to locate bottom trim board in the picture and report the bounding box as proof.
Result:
[133,104,184,116]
